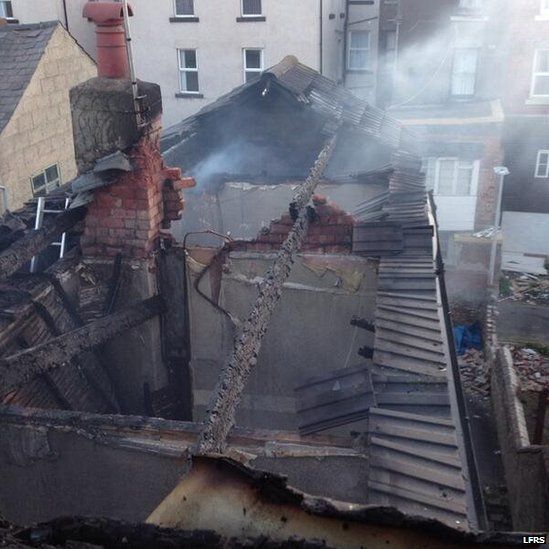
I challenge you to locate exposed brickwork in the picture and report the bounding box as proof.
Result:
[81,119,195,258]
[230,195,354,254]
[474,134,505,230]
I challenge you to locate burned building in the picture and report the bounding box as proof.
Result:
[0,2,542,547]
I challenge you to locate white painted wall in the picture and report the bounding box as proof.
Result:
[502,211,549,255]
[131,0,323,127]
[9,0,369,128]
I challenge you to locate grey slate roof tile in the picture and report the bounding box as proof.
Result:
[0,21,58,134]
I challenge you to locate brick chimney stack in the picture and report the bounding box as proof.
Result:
[71,2,195,259]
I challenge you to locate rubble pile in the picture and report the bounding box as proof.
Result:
[510,346,549,392]
[500,273,549,304]
[458,349,490,397]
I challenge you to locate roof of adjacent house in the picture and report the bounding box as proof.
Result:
[0,21,58,134]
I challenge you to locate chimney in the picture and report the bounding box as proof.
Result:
[83,1,133,79]
[71,2,195,260]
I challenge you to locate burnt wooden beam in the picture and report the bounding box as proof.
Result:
[0,295,165,397]
[0,207,86,281]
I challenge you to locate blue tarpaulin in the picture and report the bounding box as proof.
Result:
[454,323,483,355]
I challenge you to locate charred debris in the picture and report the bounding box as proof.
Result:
[0,15,542,549]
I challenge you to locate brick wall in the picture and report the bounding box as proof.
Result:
[0,25,97,211]
[81,118,195,258]
[230,195,354,254]
[475,134,505,230]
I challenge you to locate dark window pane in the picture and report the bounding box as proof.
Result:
[175,0,194,15]
[534,74,549,95]
[245,71,261,83]
[243,0,262,15]
[350,31,369,49]
[536,50,549,73]
[184,50,197,69]
[245,50,261,69]
[32,173,46,192]
[185,71,199,92]
[0,1,13,18]
[45,164,59,183]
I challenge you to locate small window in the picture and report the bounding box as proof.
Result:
[535,150,549,178]
[347,31,371,70]
[531,50,549,96]
[425,157,478,196]
[31,164,61,196]
[242,0,262,16]
[451,48,478,97]
[244,48,264,83]
[541,0,549,15]
[0,1,13,19]
[178,49,199,93]
[459,0,482,9]
[174,0,194,17]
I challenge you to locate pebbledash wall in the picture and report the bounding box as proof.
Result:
[0,23,96,211]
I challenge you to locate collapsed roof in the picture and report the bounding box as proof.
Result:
[162,56,414,189]
[0,53,493,543]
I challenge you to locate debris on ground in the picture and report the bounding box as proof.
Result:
[458,349,490,397]
[509,346,549,393]
[499,272,549,304]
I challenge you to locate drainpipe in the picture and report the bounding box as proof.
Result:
[319,0,323,74]
[342,0,349,85]
[488,166,509,287]
[82,1,133,79]
[62,0,69,32]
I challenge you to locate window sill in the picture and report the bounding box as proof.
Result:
[236,16,266,22]
[175,92,204,99]
[169,16,199,22]
[526,97,549,105]
[345,69,374,74]
[535,14,549,20]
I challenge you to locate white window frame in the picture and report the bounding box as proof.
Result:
[451,47,479,97]
[0,1,14,19]
[30,164,61,196]
[347,30,371,71]
[531,50,549,97]
[241,0,262,17]
[173,0,195,18]
[243,48,264,83]
[430,157,480,196]
[459,0,482,9]
[535,150,549,178]
[177,48,200,94]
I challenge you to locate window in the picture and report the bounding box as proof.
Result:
[242,0,262,16]
[459,0,482,8]
[174,0,194,17]
[243,48,264,83]
[177,49,199,93]
[531,50,549,96]
[347,30,371,71]
[31,164,61,196]
[541,0,549,15]
[424,158,478,196]
[0,1,13,19]
[451,48,478,97]
[535,150,549,178]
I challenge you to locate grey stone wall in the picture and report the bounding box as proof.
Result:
[489,345,549,530]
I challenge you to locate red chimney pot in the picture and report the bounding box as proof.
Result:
[83,1,134,79]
